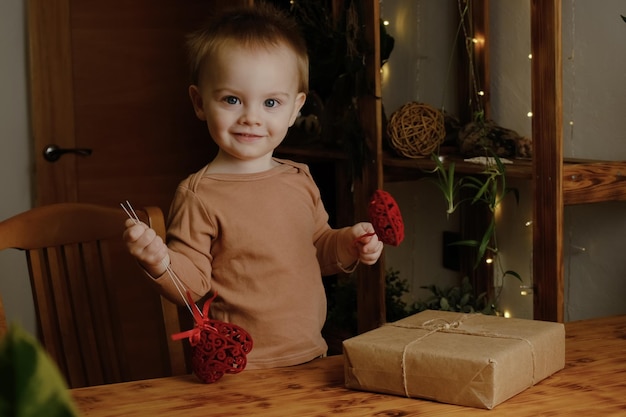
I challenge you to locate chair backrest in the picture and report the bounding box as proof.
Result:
[0,203,187,387]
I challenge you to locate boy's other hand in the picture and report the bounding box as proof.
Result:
[349,222,384,265]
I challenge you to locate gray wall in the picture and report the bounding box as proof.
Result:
[0,0,36,335]
[560,0,626,321]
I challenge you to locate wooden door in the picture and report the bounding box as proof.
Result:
[27,0,251,212]
[25,0,247,376]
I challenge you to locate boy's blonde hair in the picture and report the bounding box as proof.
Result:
[186,3,309,94]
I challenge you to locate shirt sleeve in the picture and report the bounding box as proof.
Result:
[303,167,357,276]
[155,181,215,303]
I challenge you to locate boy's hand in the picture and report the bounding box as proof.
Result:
[347,222,384,265]
[123,218,170,277]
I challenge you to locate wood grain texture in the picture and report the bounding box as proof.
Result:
[355,0,386,334]
[563,161,626,204]
[72,315,626,416]
[27,0,77,205]
[530,0,563,323]
[0,204,185,387]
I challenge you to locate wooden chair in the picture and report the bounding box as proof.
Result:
[0,203,187,387]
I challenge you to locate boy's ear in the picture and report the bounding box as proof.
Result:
[188,85,206,120]
[288,92,307,127]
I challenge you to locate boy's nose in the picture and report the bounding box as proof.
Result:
[238,106,262,125]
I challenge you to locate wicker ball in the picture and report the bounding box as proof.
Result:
[387,102,446,158]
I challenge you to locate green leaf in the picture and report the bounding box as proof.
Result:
[471,178,491,204]
[503,270,524,283]
[460,276,472,293]
[492,150,506,174]
[474,218,496,268]
[0,324,79,417]
[448,286,461,303]
[447,239,479,248]
[459,292,471,307]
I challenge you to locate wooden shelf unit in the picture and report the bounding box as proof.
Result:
[284,0,626,331]
[351,0,626,329]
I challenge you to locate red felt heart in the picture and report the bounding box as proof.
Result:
[368,189,404,246]
[172,292,253,383]
[190,318,253,383]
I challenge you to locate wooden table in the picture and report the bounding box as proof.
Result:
[72,315,626,416]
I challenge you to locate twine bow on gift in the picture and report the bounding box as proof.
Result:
[389,315,537,398]
[421,318,462,331]
[386,317,467,397]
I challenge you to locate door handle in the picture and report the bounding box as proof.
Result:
[43,144,93,162]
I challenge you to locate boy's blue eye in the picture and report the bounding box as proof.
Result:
[225,96,240,105]
[264,98,277,108]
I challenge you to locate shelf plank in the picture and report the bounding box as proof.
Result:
[563,161,626,205]
[283,142,626,208]
[382,153,533,181]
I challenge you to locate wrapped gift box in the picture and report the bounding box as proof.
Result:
[343,310,565,409]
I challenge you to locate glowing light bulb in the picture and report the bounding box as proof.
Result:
[520,285,534,295]
[383,20,390,26]
[485,257,493,264]
[528,53,533,59]
[527,111,533,118]
[477,90,485,96]
[503,311,511,318]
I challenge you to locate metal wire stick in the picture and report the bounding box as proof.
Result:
[120,201,201,317]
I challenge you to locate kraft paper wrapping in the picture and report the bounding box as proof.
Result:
[343,310,565,409]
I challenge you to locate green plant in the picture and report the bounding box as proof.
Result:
[428,145,523,310]
[413,276,495,315]
[325,269,497,339]
[385,270,498,317]
[421,2,526,314]
[430,151,464,217]
[385,268,419,322]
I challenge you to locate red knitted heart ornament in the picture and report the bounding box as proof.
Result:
[368,189,404,246]
[172,292,253,383]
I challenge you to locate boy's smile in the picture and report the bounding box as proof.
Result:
[189,43,306,173]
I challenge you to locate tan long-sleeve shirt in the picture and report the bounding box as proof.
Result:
[152,158,353,369]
